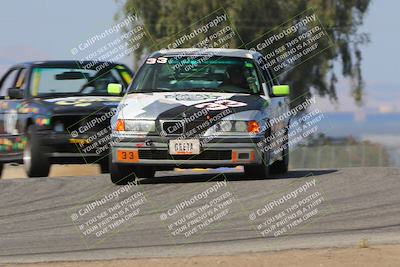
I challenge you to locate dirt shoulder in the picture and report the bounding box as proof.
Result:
[4,244,400,267]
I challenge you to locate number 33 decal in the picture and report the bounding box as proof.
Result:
[146,57,168,64]
[195,100,247,111]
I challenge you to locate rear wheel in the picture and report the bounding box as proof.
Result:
[24,125,50,177]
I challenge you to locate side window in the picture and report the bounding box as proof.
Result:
[0,69,19,97]
[15,68,28,89]
[256,57,275,89]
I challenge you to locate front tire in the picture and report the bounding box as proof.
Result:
[270,132,289,174]
[110,158,155,185]
[0,163,3,178]
[244,149,270,179]
[24,125,50,177]
[110,163,135,185]
[133,166,156,178]
[99,158,110,174]
[244,129,272,179]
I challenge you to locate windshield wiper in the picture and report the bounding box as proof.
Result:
[219,90,258,95]
[185,88,214,92]
[186,88,258,95]
[130,88,172,93]
[129,88,258,95]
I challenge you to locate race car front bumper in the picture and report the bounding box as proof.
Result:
[110,135,264,168]
[36,131,106,164]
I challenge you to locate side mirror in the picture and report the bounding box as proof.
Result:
[271,85,290,97]
[107,83,122,95]
[8,88,24,99]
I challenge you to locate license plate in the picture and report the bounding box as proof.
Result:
[116,149,138,163]
[169,139,200,155]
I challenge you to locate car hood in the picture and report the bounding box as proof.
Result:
[36,96,122,114]
[117,92,270,120]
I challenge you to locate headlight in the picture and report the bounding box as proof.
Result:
[219,120,233,132]
[115,120,155,133]
[204,120,260,136]
[235,121,247,132]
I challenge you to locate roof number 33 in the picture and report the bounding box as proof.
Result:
[146,57,168,64]
[195,100,247,111]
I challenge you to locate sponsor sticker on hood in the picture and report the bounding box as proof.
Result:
[118,92,267,120]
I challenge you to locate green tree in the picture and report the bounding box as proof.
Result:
[116,0,370,106]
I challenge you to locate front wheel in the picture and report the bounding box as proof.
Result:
[110,163,135,185]
[24,125,50,177]
[99,158,110,174]
[0,163,3,178]
[133,166,156,178]
[270,132,289,174]
[110,159,155,185]
[269,146,289,174]
[244,150,271,179]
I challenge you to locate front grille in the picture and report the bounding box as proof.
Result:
[157,119,212,137]
[138,150,232,160]
[185,120,210,137]
[161,121,184,135]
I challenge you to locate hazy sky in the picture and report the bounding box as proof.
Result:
[0,0,398,113]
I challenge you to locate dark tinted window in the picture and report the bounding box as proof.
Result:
[0,69,19,97]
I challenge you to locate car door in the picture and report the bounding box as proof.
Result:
[0,67,26,161]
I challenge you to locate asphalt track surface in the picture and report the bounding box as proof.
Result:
[1,167,400,263]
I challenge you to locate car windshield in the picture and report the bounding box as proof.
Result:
[129,56,261,94]
[30,65,132,97]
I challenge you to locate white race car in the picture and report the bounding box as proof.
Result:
[108,48,290,184]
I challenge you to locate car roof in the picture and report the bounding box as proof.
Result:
[151,48,262,59]
[10,60,128,69]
